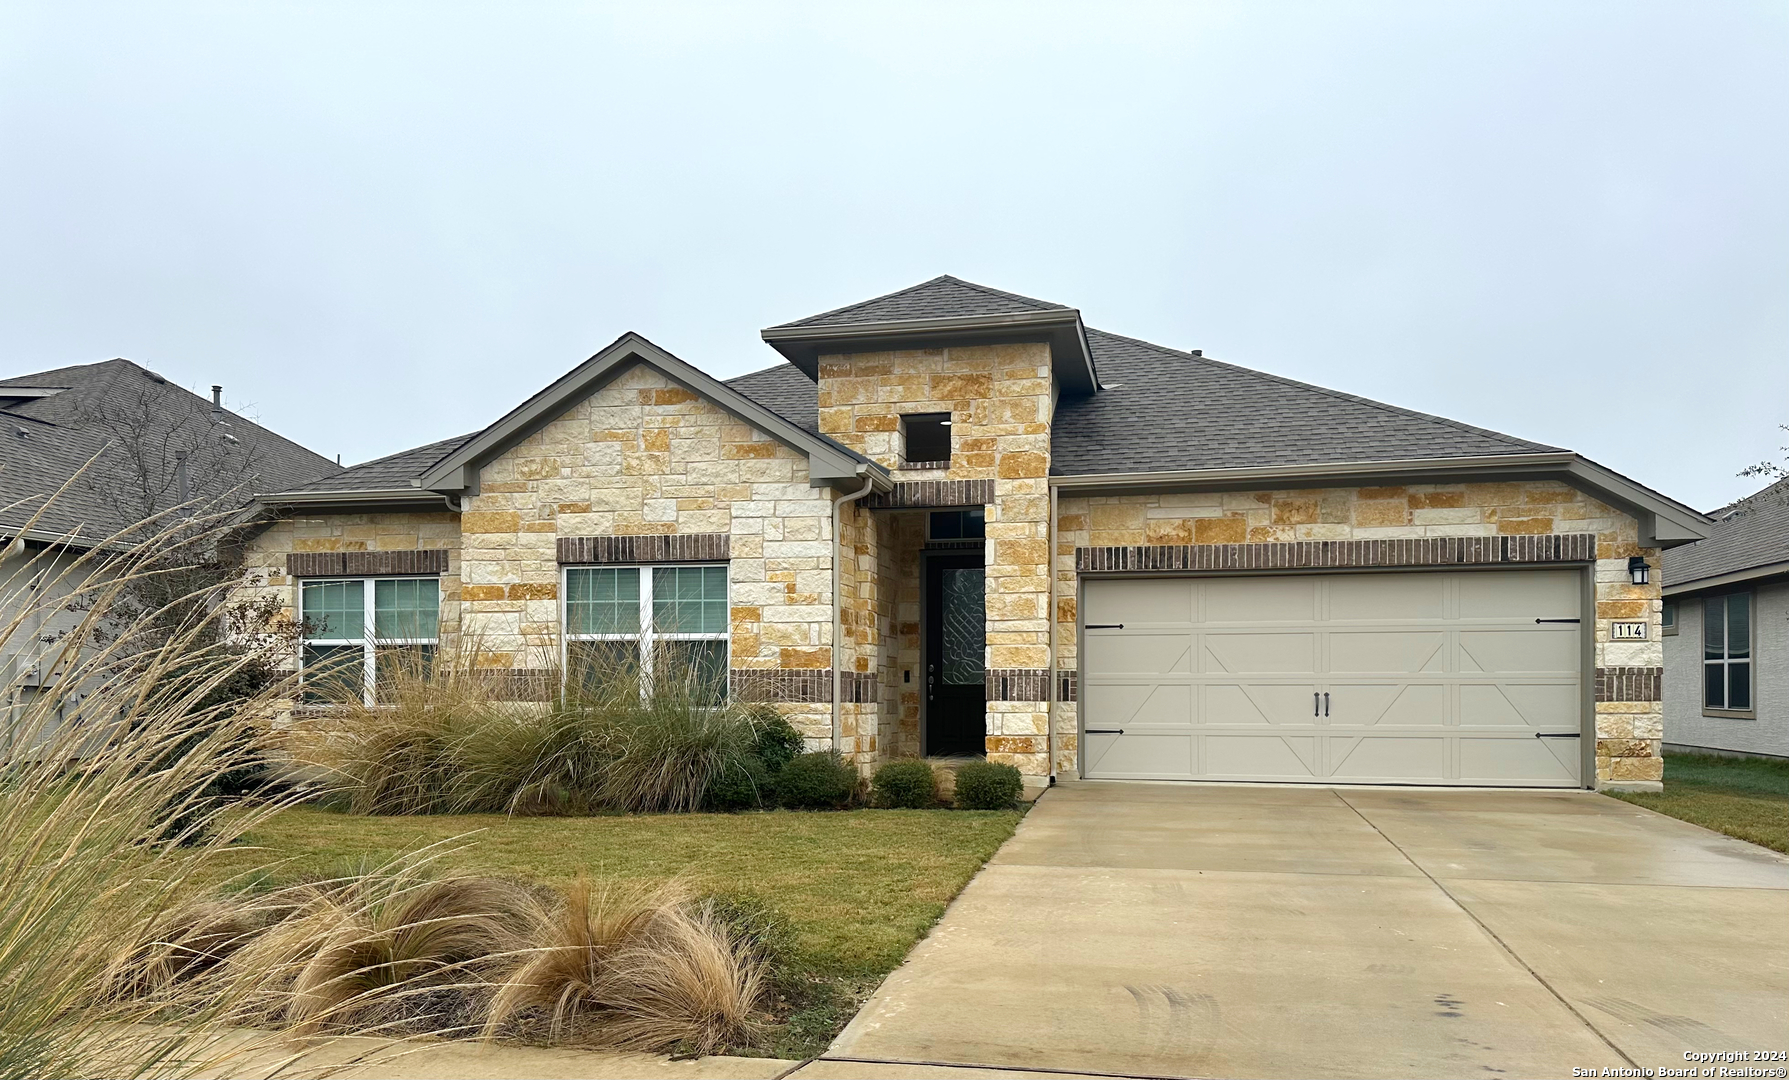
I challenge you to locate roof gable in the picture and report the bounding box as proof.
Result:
[417,332,885,496]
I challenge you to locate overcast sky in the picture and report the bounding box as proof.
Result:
[2,2,1785,511]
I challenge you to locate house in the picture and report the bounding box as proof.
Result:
[1661,477,1788,759]
[0,359,338,738]
[236,276,1710,791]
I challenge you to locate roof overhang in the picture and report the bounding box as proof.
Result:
[1664,560,1789,596]
[415,331,890,498]
[761,310,1100,396]
[1049,452,1712,549]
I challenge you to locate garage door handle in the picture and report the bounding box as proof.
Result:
[1314,692,1320,717]
[1086,623,1124,629]
[1535,618,1581,624]
[1086,728,1125,735]
[1535,732,1581,739]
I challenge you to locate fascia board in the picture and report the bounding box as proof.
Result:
[417,332,888,496]
[762,310,1099,395]
[253,489,456,510]
[1663,560,1789,596]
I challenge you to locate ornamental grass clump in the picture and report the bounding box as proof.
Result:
[484,878,767,1054]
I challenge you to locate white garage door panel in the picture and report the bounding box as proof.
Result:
[1081,570,1583,787]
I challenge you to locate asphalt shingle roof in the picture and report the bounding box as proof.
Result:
[1663,477,1789,588]
[0,359,338,544]
[769,275,1071,330]
[280,433,478,494]
[1050,330,1562,474]
[724,328,1562,474]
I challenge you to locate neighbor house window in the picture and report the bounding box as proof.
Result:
[1703,593,1752,714]
[901,413,952,468]
[299,577,440,705]
[1661,600,1677,636]
[564,565,728,700]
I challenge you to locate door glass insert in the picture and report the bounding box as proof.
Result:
[941,567,985,686]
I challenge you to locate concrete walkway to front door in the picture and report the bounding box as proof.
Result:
[827,782,1789,1079]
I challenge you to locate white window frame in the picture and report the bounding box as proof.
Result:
[1702,591,1755,717]
[561,563,730,694]
[298,575,441,706]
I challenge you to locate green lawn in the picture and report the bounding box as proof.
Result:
[1606,752,1789,854]
[214,805,1022,1055]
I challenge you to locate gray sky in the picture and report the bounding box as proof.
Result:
[2,2,1785,511]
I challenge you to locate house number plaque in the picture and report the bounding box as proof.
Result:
[1610,621,1648,641]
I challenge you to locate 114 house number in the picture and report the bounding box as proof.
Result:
[1610,621,1649,641]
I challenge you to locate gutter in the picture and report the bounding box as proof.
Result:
[1047,482,1059,784]
[831,467,875,756]
[253,489,465,511]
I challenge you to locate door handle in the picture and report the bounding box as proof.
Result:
[1324,692,1330,717]
[1535,732,1582,739]
[1313,692,1320,717]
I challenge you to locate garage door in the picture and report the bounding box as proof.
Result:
[1080,570,1583,786]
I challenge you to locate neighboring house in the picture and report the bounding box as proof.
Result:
[0,359,338,742]
[1661,477,1789,759]
[237,276,1710,791]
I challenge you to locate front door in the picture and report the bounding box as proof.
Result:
[925,553,986,756]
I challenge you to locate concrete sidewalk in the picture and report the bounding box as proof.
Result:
[827,781,1789,1079]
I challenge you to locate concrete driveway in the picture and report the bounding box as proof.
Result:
[826,782,1789,1079]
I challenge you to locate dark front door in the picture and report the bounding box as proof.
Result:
[925,553,986,757]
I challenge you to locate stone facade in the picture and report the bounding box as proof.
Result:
[1055,480,1664,786]
[817,343,1056,773]
[237,353,1668,789]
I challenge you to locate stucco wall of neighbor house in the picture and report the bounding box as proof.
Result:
[459,362,840,745]
[1664,582,1789,759]
[0,544,115,751]
[1054,480,1664,786]
[817,343,1055,775]
[237,511,464,649]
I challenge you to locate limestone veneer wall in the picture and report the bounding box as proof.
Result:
[237,511,464,659]
[819,343,1055,773]
[455,363,839,744]
[1053,480,1663,785]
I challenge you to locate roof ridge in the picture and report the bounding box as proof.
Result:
[772,276,958,328]
[1083,327,1561,455]
[933,275,1069,312]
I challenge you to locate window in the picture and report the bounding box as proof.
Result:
[928,508,985,540]
[901,413,952,467]
[565,565,728,701]
[299,577,440,705]
[1703,593,1752,715]
[1661,600,1678,636]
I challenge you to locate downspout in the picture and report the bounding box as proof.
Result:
[1047,482,1058,784]
[831,467,874,754]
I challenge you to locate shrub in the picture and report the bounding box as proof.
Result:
[704,755,775,812]
[744,706,804,775]
[951,760,1024,809]
[870,761,938,809]
[776,751,861,809]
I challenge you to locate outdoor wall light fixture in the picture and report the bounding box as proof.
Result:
[1627,556,1650,586]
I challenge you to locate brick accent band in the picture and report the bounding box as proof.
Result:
[1596,666,1662,703]
[557,533,730,565]
[986,668,1050,702]
[1075,533,1597,574]
[287,549,449,578]
[864,479,995,509]
[729,668,877,704]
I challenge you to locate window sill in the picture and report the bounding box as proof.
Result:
[1703,708,1757,720]
[899,460,951,471]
